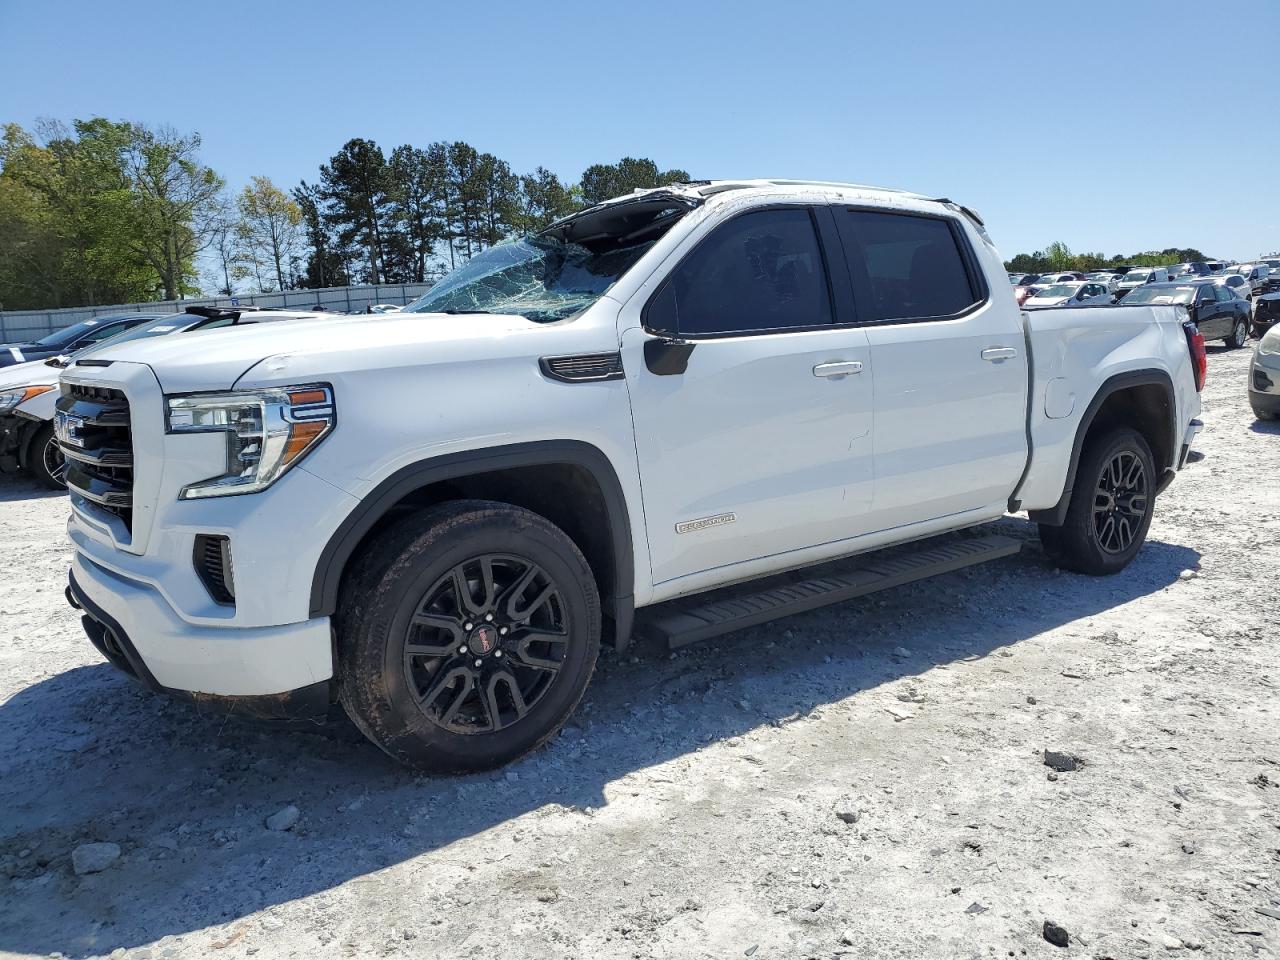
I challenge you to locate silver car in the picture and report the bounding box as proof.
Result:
[1250,325,1280,420]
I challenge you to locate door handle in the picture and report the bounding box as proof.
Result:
[813,361,863,378]
[980,347,1018,362]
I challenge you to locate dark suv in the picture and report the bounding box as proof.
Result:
[1122,281,1252,348]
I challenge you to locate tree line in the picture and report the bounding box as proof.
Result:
[0,117,689,311]
[1004,241,1210,275]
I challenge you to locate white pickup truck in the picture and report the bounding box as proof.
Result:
[57,180,1205,772]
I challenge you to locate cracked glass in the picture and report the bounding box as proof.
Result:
[402,235,656,324]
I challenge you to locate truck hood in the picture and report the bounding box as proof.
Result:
[0,357,60,390]
[73,311,545,393]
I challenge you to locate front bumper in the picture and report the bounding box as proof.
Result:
[1250,390,1280,417]
[69,553,334,709]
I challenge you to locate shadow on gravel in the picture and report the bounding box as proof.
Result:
[1248,419,1280,435]
[0,517,1199,958]
[0,475,66,502]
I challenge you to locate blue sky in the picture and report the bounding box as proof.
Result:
[3,0,1278,263]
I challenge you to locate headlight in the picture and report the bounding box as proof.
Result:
[0,384,56,411]
[166,384,334,499]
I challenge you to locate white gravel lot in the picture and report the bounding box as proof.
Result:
[1,344,1278,960]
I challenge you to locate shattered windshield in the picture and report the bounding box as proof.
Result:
[402,235,655,323]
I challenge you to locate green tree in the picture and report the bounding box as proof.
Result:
[292,180,349,289]
[236,176,302,291]
[386,145,444,283]
[319,139,396,284]
[119,123,224,299]
[578,157,691,206]
[512,166,579,233]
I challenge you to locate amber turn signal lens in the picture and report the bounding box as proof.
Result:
[283,419,327,463]
[288,389,328,406]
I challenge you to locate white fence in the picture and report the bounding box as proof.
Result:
[0,283,434,342]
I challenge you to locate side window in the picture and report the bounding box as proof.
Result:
[77,322,129,345]
[1214,285,1235,302]
[646,208,832,336]
[835,210,981,322]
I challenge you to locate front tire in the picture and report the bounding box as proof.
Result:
[337,500,600,773]
[1227,317,1248,349]
[1038,426,1156,575]
[24,423,66,490]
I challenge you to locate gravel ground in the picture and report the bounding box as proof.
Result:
[1,345,1277,960]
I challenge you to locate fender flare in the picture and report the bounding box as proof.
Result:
[308,439,635,644]
[1027,368,1176,527]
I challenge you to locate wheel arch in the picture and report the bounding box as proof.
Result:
[1028,369,1177,527]
[310,439,635,648]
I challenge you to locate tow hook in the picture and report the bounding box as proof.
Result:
[65,584,81,611]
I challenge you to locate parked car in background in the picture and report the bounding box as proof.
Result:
[0,307,332,488]
[1205,261,1227,274]
[1255,260,1280,297]
[1253,293,1280,338]
[1122,281,1252,348]
[1203,272,1257,306]
[1227,263,1271,296]
[1169,262,1211,279]
[1024,280,1114,309]
[1249,324,1280,420]
[1114,267,1171,299]
[0,314,162,368]
[364,304,403,314]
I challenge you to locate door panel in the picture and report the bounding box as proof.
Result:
[831,206,1027,531]
[623,325,873,586]
[862,304,1027,529]
[620,204,876,588]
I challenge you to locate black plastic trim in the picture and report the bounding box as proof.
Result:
[538,353,625,383]
[69,568,162,691]
[1027,369,1177,527]
[308,439,636,647]
[643,338,695,376]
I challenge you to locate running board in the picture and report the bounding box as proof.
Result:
[641,534,1022,649]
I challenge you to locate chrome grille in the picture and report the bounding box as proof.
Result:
[57,383,134,531]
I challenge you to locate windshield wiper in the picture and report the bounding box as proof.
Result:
[437,308,496,315]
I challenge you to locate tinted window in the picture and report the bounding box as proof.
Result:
[1214,285,1235,302]
[836,210,980,321]
[648,208,831,335]
[77,321,133,345]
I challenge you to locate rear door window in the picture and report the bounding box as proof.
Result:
[833,210,983,322]
[646,207,832,336]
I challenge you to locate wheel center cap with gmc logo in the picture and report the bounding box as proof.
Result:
[469,624,499,655]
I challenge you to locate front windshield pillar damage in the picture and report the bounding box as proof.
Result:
[402,193,700,323]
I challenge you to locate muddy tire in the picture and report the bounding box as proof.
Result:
[24,422,66,490]
[1038,426,1156,576]
[336,500,600,773]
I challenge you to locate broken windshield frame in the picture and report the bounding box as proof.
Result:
[401,234,656,324]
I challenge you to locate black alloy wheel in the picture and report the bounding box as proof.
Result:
[1092,449,1148,555]
[337,500,600,772]
[403,554,569,734]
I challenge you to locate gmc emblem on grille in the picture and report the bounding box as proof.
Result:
[56,412,85,448]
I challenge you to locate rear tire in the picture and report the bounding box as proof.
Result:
[337,500,600,773]
[1227,318,1248,349]
[1038,426,1156,575]
[24,423,66,490]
